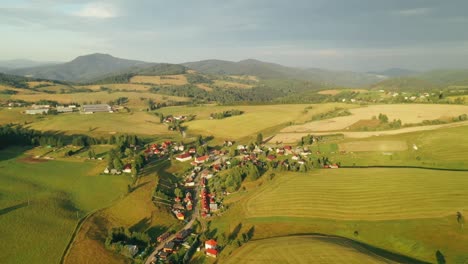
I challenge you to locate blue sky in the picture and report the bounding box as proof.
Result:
[1,0,468,71]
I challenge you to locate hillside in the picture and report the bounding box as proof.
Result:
[183,59,384,87]
[371,77,438,92]
[9,53,151,82]
[417,69,468,86]
[368,68,418,78]
[0,59,59,69]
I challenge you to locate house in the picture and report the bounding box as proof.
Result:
[206,248,218,258]
[157,232,171,243]
[81,104,112,113]
[195,155,210,164]
[205,239,217,250]
[103,167,110,174]
[209,203,218,212]
[163,241,175,252]
[176,153,192,162]
[123,164,132,173]
[25,108,49,115]
[266,155,276,161]
[159,251,169,260]
[176,212,185,220]
[284,146,293,155]
[186,200,193,210]
[237,145,246,150]
[292,155,300,161]
[189,148,196,154]
[176,229,192,241]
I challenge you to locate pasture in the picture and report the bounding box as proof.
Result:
[26,111,172,136]
[224,236,399,264]
[158,103,354,141]
[130,75,188,86]
[0,147,129,264]
[281,104,468,133]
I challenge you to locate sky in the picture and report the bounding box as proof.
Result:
[1,0,468,71]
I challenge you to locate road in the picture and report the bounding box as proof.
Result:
[145,174,201,264]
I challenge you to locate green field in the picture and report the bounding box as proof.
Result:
[211,168,468,263]
[225,236,400,264]
[159,103,355,141]
[0,147,130,264]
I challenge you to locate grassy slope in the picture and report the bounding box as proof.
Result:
[225,236,400,264]
[64,160,179,264]
[211,168,468,263]
[0,147,129,264]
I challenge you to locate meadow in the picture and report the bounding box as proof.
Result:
[211,168,468,263]
[225,236,399,264]
[130,75,188,86]
[0,147,129,264]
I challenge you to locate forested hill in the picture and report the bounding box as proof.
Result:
[183,59,384,87]
[9,53,151,82]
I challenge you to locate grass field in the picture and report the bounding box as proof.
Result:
[65,160,179,264]
[0,147,129,264]
[338,140,408,152]
[225,236,399,264]
[26,111,172,136]
[281,104,468,133]
[210,167,468,263]
[244,169,468,220]
[130,75,188,86]
[11,91,188,106]
[158,103,355,141]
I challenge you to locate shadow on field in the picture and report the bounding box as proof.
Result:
[132,181,150,192]
[146,225,167,238]
[0,202,29,216]
[131,217,151,232]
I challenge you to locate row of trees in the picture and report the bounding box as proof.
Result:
[210,109,243,119]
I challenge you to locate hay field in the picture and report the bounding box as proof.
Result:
[244,169,468,220]
[339,140,407,152]
[27,111,171,136]
[281,104,468,133]
[11,91,188,105]
[65,161,177,264]
[130,75,188,85]
[159,103,354,140]
[0,148,129,264]
[212,80,253,89]
[224,236,399,264]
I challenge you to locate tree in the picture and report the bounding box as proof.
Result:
[256,133,263,145]
[113,158,123,171]
[174,187,183,198]
[436,250,446,264]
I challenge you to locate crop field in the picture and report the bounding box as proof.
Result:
[0,147,129,264]
[244,169,468,220]
[130,75,188,86]
[281,104,468,133]
[158,103,354,140]
[224,236,399,264]
[26,111,172,136]
[11,91,188,105]
[65,160,178,264]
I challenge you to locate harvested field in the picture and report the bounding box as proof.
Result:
[281,104,468,133]
[339,140,407,152]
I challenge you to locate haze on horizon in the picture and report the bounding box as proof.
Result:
[1,0,468,72]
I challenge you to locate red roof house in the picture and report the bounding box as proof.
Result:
[176,153,192,162]
[206,248,218,258]
[205,239,217,249]
[195,155,210,164]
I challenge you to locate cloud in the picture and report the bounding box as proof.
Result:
[394,7,433,16]
[74,2,117,18]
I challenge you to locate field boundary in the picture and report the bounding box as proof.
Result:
[247,233,431,264]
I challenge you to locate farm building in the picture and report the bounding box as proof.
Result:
[25,108,49,115]
[81,104,112,113]
[176,153,192,162]
[205,239,217,250]
[206,248,218,258]
[56,106,74,113]
[122,164,132,173]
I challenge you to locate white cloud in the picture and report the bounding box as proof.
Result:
[394,7,433,16]
[74,2,117,18]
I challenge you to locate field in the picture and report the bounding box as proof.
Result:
[281,104,468,133]
[11,91,188,106]
[212,80,253,89]
[158,103,355,141]
[26,111,172,136]
[317,89,368,95]
[0,147,129,264]
[80,83,152,91]
[338,140,408,152]
[130,75,188,86]
[211,167,468,263]
[225,236,399,264]
[64,160,178,264]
